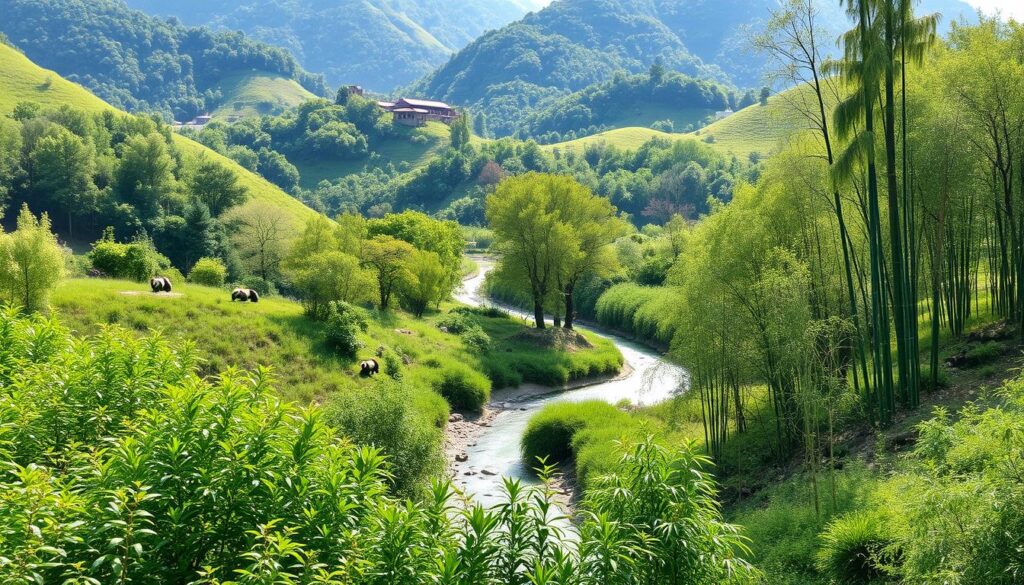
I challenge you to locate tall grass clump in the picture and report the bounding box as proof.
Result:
[0,306,759,584]
[816,510,893,584]
[522,401,642,486]
[432,359,491,411]
[595,283,681,346]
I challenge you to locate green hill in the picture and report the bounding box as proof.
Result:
[0,42,323,232]
[294,121,451,188]
[211,72,317,119]
[518,70,728,142]
[0,0,327,121]
[543,127,679,154]
[542,83,824,159]
[694,87,822,158]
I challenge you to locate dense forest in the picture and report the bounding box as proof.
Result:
[121,0,546,90]
[302,131,746,225]
[518,67,740,143]
[0,104,253,272]
[0,0,328,120]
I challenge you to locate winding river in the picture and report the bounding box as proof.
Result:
[451,258,687,506]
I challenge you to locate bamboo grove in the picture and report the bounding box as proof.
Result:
[669,2,1024,466]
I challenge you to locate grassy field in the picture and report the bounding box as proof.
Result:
[210,71,316,119]
[543,127,680,154]
[0,43,323,232]
[603,104,712,132]
[294,121,451,187]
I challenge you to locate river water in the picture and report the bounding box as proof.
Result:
[452,258,687,506]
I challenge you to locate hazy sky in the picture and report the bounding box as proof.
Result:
[963,0,1024,19]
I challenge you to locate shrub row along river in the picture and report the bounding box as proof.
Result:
[451,258,687,506]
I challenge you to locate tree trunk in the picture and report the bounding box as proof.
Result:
[563,282,575,329]
[533,299,546,329]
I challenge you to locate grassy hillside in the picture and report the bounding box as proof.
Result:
[543,84,825,159]
[603,104,712,133]
[210,71,317,119]
[51,278,622,405]
[695,86,823,158]
[0,42,323,231]
[294,121,452,188]
[543,127,679,154]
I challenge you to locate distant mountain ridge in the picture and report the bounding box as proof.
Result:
[410,0,977,136]
[122,0,548,91]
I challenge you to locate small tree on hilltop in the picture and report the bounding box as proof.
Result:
[449,112,471,150]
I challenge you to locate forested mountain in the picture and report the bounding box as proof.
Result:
[122,0,549,91]
[519,68,737,143]
[412,0,976,136]
[0,0,328,121]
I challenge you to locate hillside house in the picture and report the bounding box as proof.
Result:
[172,113,213,131]
[379,98,457,126]
[714,108,734,121]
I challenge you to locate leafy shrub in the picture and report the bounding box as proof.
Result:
[88,230,169,282]
[322,379,442,496]
[816,510,894,584]
[875,382,1024,583]
[433,361,491,411]
[188,257,227,287]
[324,301,367,357]
[437,311,473,333]
[453,304,510,320]
[381,347,405,380]
[462,326,491,352]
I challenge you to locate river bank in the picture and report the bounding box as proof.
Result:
[448,257,687,506]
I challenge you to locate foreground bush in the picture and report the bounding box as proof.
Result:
[817,381,1024,584]
[324,301,368,357]
[0,308,757,584]
[816,510,893,584]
